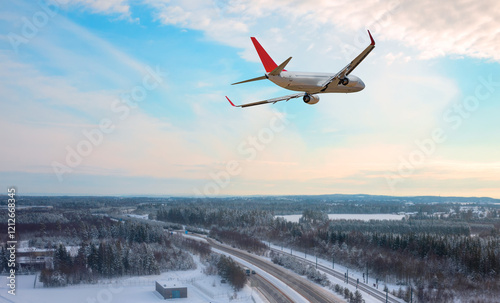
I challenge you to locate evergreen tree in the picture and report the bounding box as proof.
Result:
[87,243,99,273]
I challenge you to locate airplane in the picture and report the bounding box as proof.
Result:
[226,30,375,108]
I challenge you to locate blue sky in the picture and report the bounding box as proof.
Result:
[1,0,499,197]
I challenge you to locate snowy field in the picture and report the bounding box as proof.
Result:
[0,255,263,303]
[276,214,405,223]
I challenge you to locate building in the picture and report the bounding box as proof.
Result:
[155,281,188,299]
[17,247,54,271]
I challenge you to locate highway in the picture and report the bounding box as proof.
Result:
[126,217,394,303]
[250,274,294,303]
[207,238,344,303]
[270,248,404,303]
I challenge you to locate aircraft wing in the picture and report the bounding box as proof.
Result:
[320,30,375,91]
[226,93,305,108]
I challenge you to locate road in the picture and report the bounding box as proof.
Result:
[250,274,294,303]
[122,215,402,303]
[207,238,344,303]
[270,248,404,303]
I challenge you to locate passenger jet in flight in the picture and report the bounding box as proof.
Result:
[226,30,375,108]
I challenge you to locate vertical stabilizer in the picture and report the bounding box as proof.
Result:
[251,37,279,73]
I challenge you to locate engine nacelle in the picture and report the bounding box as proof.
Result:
[303,94,320,105]
[340,77,349,86]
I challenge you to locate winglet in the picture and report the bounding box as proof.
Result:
[251,37,279,73]
[367,30,375,46]
[226,96,236,107]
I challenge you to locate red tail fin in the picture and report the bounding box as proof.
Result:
[251,37,279,73]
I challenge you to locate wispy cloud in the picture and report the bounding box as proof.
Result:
[62,0,132,18]
[1,0,499,197]
[141,0,500,62]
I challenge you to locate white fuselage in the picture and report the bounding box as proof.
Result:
[268,71,365,94]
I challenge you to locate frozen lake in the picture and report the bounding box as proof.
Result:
[276,213,405,222]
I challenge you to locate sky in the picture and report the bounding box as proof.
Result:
[1,0,499,198]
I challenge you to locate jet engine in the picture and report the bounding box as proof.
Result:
[340,77,349,85]
[303,94,320,105]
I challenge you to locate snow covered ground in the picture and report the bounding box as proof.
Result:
[126,214,149,220]
[275,214,405,223]
[0,254,263,303]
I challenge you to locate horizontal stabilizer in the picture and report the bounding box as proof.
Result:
[231,75,267,85]
[269,57,292,76]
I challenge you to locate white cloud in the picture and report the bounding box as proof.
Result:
[3,0,500,197]
[143,0,500,62]
[61,0,131,16]
[385,52,410,65]
[145,0,250,48]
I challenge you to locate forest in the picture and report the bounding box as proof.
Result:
[151,198,500,303]
[0,209,201,286]
[1,194,499,302]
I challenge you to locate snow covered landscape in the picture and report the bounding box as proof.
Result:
[276,214,406,223]
[1,256,263,303]
[2,195,500,303]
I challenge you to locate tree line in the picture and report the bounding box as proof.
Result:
[0,209,202,287]
[204,254,247,291]
[154,203,500,302]
[37,233,197,287]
